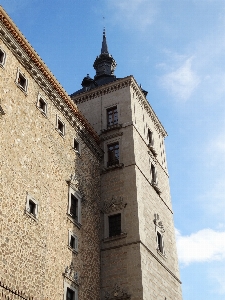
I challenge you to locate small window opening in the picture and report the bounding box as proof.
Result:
[70,194,78,221]
[108,213,121,237]
[151,164,156,183]
[0,49,4,64]
[29,200,36,216]
[148,129,153,145]
[38,98,46,112]
[18,73,26,89]
[66,288,75,300]
[73,139,79,152]
[107,106,118,127]
[107,142,119,166]
[58,119,64,133]
[157,232,163,253]
[70,235,75,249]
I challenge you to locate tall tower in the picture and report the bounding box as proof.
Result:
[71,32,182,300]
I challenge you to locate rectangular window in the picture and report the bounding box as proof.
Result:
[0,48,6,66]
[108,213,121,237]
[68,231,78,252]
[157,231,164,253]
[70,194,78,221]
[107,142,119,167]
[151,163,156,183]
[73,139,80,153]
[107,106,118,127]
[18,73,27,90]
[37,95,47,114]
[68,187,82,225]
[66,288,75,300]
[148,129,153,145]
[25,195,39,219]
[56,115,65,135]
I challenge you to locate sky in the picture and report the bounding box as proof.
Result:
[1,0,225,299]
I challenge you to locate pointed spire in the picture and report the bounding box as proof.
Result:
[101,28,108,54]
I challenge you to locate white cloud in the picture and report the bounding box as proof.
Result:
[107,0,157,31]
[209,265,225,295]
[176,228,225,265]
[159,57,200,100]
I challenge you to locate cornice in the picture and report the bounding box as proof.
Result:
[72,76,167,138]
[0,6,99,145]
[130,77,167,138]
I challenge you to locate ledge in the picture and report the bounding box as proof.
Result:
[67,214,82,229]
[101,163,124,174]
[152,182,161,195]
[101,124,122,134]
[103,232,127,243]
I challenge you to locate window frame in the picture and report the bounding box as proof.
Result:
[73,138,80,154]
[0,47,6,68]
[25,194,39,220]
[67,187,82,225]
[56,115,65,136]
[68,230,78,253]
[16,69,28,93]
[107,142,120,167]
[64,281,78,300]
[156,231,165,255]
[37,93,47,115]
[107,105,118,127]
[104,210,125,239]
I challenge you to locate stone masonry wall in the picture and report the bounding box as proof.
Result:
[0,37,101,300]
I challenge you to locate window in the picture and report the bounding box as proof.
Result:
[108,213,121,237]
[64,282,78,300]
[0,48,6,67]
[68,231,78,252]
[68,187,81,224]
[25,194,38,219]
[73,139,80,153]
[107,106,118,127]
[148,129,154,145]
[37,94,47,114]
[56,115,65,135]
[16,70,28,92]
[107,142,119,166]
[150,163,157,184]
[157,231,164,254]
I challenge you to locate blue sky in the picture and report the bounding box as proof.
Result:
[1,1,225,299]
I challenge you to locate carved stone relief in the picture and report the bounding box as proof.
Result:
[104,284,131,300]
[101,196,127,214]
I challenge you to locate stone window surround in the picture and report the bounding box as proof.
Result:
[104,210,126,239]
[15,68,28,93]
[25,194,39,220]
[36,93,48,115]
[0,46,6,68]
[68,230,78,253]
[73,137,81,154]
[67,187,82,227]
[104,136,122,168]
[104,103,120,130]
[64,281,78,300]
[56,114,65,136]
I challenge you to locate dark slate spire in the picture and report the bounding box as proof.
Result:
[93,29,117,80]
[101,28,108,54]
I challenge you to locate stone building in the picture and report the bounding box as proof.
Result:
[0,6,182,300]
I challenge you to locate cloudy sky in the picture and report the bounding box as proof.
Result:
[1,0,225,299]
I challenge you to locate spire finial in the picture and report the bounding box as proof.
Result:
[101,28,108,54]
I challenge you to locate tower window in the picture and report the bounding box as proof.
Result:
[151,163,157,184]
[108,213,121,237]
[157,231,164,254]
[107,106,118,127]
[148,129,153,145]
[70,194,78,221]
[66,288,75,300]
[68,187,82,225]
[68,231,78,252]
[107,142,119,166]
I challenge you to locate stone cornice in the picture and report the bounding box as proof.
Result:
[0,6,99,145]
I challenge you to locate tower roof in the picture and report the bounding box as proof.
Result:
[101,28,108,54]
